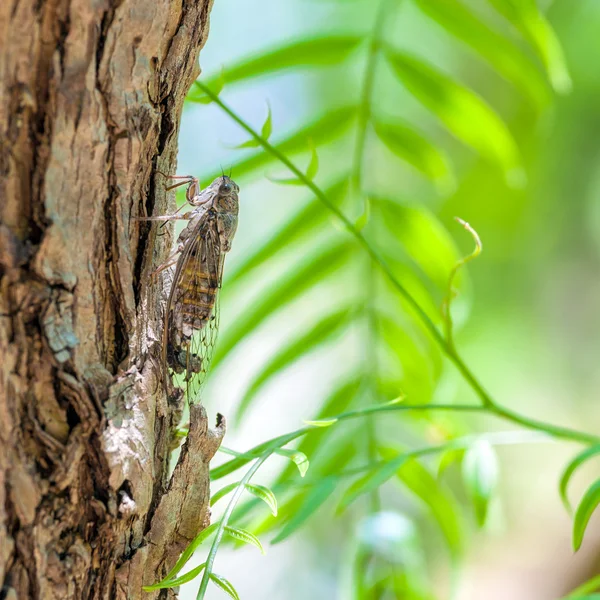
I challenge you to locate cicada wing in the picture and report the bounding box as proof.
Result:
[164,213,224,402]
[186,284,221,400]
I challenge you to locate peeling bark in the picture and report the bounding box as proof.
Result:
[0,0,222,598]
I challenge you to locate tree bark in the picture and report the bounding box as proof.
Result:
[0,1,224,598]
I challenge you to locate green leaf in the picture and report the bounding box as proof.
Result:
[237,307,352,418]
[224,526,265,554]
[564,573,600,598]
[274,448,310,478]
[267,174,305,186]
[352,513,427,598]
[379,252,445,335]
[354,197,370,231]
[374,119,456,194]
[143,563,206,590]
[213,241,353,368]
[268,136,319,184]
[233,138,261,150]
[192,94,213,105]
[271,478,338,544]
[487,0,571,94]
[304,418,338,428]
[191,69,225,104]
[159,523,218,583]
[245,483,278,516]
[384,395,406,406]
[211,429,308,481]
[209,572,241,600]
[437,448,465,478]
[215,385,358,525]
[414,0,550,109]
[226,178,348,285]
[559,444,600,513]
[462,440,499,527]
[391,453,464,559]
[213,68,225,95]
[351,548,372,600]
[306,138,319,179]
[261,102,273,140]
[218,446,244,458]
[191,36,364,92]
[173,427,188,439]
[211,482,239,507]
[375,198,461,291]
[248,441,357,539]
[385,49,524,187]
[337,455,408,513]
[377,314,439,403]
[276,379,361,483]
[210,452,263,481]
[199,107,356,185]
[573,479,600,551]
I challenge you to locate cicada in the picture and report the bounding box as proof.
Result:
[141,174,239,400]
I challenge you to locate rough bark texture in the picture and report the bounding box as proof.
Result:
[0,1,224,598]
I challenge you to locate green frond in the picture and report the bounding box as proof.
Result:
[173,2,578,597]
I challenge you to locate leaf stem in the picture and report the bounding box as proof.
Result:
[212,400,599,482]
[353,0,390,515]
[335,401,599,445]
[296,430,555,484]
[197,453,271,600]
[351,0,390,192]
[364,261,381,513]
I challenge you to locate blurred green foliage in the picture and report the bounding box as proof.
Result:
[162,1,600,599]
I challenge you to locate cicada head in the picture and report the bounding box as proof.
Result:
[214,176,239,212]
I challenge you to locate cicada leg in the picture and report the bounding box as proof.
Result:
[156,172,200,203]
[137,172,204,283]
[150,252,179,283]
[135,210,193,239]
[134,216,187,282]
[154,173,202,235]
[135,213,193,223]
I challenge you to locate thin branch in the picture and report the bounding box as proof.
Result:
[351,0,390,193]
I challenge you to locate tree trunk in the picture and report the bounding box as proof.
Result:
[0,1,224,598]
